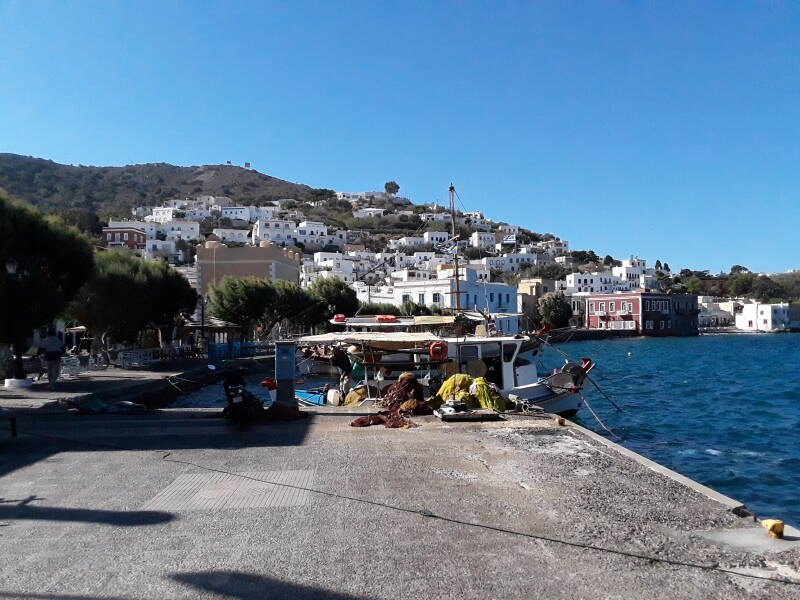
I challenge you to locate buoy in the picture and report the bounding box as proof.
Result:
[627,352,632,357]
[556,416,566,426]
[761,519,784,539]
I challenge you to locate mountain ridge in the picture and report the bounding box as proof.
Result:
[0,153,313,217]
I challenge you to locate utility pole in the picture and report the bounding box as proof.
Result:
[449,184,461,311]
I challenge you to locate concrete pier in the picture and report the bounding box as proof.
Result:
[0,406,798,598]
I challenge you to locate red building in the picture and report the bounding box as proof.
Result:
[102,227,146,250]
[584,290,698,336]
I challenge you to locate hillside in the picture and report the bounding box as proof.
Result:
[0,154,312,217]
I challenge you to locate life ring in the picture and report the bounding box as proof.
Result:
[429,341,448,361]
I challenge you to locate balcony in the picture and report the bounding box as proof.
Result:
[595,311,607,317]
[618,310,629,316]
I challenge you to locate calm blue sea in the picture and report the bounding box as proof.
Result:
[553,334,800,525]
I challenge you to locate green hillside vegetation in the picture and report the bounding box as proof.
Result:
[0,153,311,219]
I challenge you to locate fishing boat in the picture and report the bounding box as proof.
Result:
[295,330,593,416]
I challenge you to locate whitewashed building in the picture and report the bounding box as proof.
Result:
[423,231,449,245]
[735,302,791,332]
[212,228,250,243]
[353,208,386,218]
[470,231,496,249]
[252,219,296,245]
[159,220,200,241]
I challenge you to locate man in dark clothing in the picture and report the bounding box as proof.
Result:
[330,346,352,396]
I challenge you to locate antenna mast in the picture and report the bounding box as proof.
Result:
[449,184,461,311]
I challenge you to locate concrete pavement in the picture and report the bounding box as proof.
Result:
[0,408,798,599]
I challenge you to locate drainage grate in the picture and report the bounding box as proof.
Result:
[144,470,315,510]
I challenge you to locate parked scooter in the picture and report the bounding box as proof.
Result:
[221,371,264,429]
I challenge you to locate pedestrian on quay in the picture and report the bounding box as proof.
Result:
[40,329,64,390]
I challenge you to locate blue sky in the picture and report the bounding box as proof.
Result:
[1,1,798,273]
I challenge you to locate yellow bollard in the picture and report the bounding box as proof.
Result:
[761,519,784,539]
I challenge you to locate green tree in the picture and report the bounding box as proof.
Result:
[261,280,316,336]
[0,195,95,378]
[603,254,614,266]
[207,276,273,340]
[751,275,782,302]
[685,277,703,294]
[662,262,671,272]
[308,278,359,326]
[729,273,755,297]
[358,302,402,316]
[67,250,197,345]
[654,259,663,270]
[384,181,400,195]
[730,264,750,275]
[400,301,431,316]
[537,293,573,328]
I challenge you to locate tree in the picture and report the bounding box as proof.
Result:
[537,293,572,329]
[400,301,431,316]
[261,280,316,336]
[728,273,755,297]
[751,275,781,302]
[207,276,273,340]
[67,250,197,345]
[685,277,703,294]
[308,278,359,326]
[603,254,614,266]
[655,260,662,270]
[730,265,750,275]
[662,262,670,272]
[384,181,400,195]
[0,195,95,378]
[358,302,402,316]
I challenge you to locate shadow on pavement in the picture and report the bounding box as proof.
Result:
[171,570,364,599]
[0,410,313,478]
[0,502,174,526]
[0,593,135,600]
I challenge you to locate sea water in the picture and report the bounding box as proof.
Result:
[553,334,800,525]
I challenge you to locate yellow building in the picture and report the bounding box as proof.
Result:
[196,241,301,295]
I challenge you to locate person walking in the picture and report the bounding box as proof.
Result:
[40,330,64,390]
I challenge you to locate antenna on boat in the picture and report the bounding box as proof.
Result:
[449,183,461,311]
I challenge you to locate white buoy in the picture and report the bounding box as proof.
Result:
[627,352,633,357]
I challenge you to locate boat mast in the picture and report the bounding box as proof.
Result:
[449,184,461,311]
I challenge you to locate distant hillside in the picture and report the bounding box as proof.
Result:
[0,154,312,217]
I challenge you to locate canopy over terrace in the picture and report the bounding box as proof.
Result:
[298,331,442,351]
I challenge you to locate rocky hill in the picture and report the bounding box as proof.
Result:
[0,154,312,217]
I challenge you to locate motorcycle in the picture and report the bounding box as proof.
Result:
[221,372,264,429]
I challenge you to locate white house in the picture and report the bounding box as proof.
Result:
[352,267,517,316]
[388,236,424,249]
[470,231,496,249]
[735,302,791,332]
[499,224,520,234]
[536,239,570,256]
[159,220,200,241]
[150,207,179,224]
[353,208,386,219]
[184,208,210,221]
[221,207,252,222]
[252,219,296,245]
[142,239,182,264]
[294,220,328,245]
[212,228,250,243]
[423,231,449,245]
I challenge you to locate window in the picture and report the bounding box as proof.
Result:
[609,301,615,312]
[432,293,441,303]
[599,302,606,311]
[490,292,495,302]
[589,302,595,313]
[418,293,425,305]
[402,294,411,303]
[506,293,510,303]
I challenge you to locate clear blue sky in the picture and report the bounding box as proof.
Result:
[2,1,798,274]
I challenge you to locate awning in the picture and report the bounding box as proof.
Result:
[298,331,442,347]
[413,315,456,326]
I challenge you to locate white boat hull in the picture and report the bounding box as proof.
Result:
[506,383,583,417]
